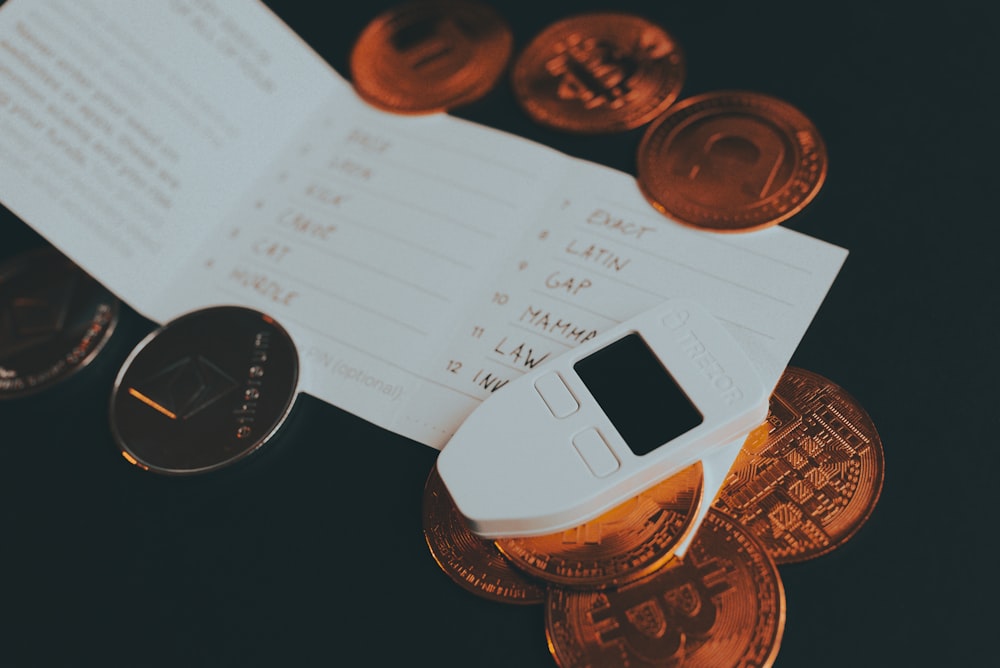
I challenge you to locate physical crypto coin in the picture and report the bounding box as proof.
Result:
[637,90,828,233]
[0,248,119,399]
[546,509,785,668]
[495,462,703,589]
[110,305,299,475]
[511,12,684,134]
[713,366,885,564]
[422,464,547,604]
[349,0,513,114]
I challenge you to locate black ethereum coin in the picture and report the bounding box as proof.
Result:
[110,305,299,475]
[0,248,120,399]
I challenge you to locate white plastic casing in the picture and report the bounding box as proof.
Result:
[436,298,769,539]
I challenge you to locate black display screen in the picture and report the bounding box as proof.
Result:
[574,333,703,456]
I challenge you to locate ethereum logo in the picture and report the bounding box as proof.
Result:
[0,274,79,361]
[129,355,238,420]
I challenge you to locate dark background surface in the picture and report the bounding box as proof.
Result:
[2,1,997,666]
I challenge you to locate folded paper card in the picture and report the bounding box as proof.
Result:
[0,0,847,449]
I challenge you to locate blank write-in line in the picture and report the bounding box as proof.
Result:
[268,315,487,403]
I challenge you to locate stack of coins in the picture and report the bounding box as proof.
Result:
[353,3,873,665]
[350,2,829,234]
[422,366,884,667]
[0,246,305,477]
[0,5,870,666]
[712,367,885,565]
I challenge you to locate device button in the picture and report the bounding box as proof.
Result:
[572,428,620,478]
[535,373,579,418]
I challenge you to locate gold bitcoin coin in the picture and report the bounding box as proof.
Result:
[546,509,785,668]
[349,0,513,114]
[713,367,885,564]
[495,462,702,589]
[636,90,828,233]
[511,12,684,133]
[422,464,547,604]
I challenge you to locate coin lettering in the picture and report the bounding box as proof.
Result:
[110,306,299,474]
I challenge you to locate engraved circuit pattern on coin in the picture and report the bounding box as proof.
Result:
[511,12,684,134]
[713,366,885,564]
[495,462,703,589]
[422,464,547,604]
[349,0,513,114]
[545,509,785,668]
[110,306,299,475]
[636,90,827,233]
[0,248,119,399]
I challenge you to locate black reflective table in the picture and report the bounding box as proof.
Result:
[2,1,996,665]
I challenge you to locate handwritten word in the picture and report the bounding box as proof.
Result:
[545,271,592,295]
[251,238,290,263]
[586,208,656,239]
[278,209,336,240]
[304,182,348,207]
[329,156,372,181]
[565,240,630,271]
[472,368,509,393]
[347,128,390,154]
[493,337,551,369]
[519,306,597,344]
[228,267,299,306]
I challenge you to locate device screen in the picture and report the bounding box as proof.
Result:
[574,332,703,456]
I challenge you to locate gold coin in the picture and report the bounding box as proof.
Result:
[545,509,785,668]
[713,367,885,564]
[636,90,828,233]
[422,464,546,605]
[349,0,513,114]
[495,462,702,590]
[511,12,684,133]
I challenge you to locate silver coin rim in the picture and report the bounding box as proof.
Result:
[109,304,300,475]
[0,248,121,400]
